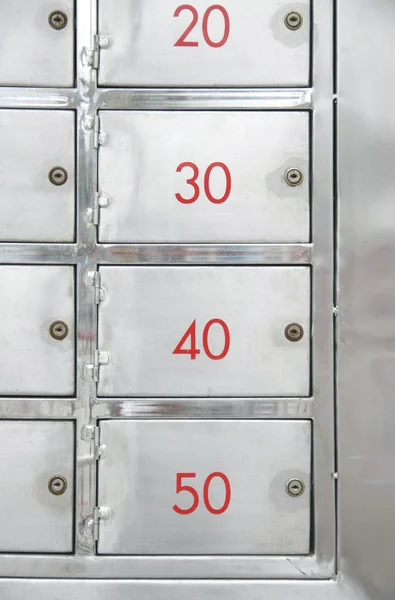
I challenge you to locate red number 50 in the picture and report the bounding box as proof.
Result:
[174,5,231,48]
[173,472,231,515]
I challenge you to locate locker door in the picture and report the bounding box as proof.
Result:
[97,419,311,555]
[0,1,74,87]
[0,421,74,553]
[97,266,310,397]
[98,0,310,87]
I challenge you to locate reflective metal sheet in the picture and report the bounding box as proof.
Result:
[98,266,311,397]
[0,1,74,87]
[97,419,311,555]
[0,421,74,553]
[98,0,310,87]
[0,110,75,242]
[0,266,75,396]
[98,111,310,243]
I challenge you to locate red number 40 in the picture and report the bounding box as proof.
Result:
[173,319,230,360]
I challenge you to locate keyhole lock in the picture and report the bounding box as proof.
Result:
[284,323,304,342]
[48,10,68,30]
[49,167,68,186]
[285,168,304,187]
[284,11,303,30]
[48,475,68,496]
[286,478,305,497]
[49,321,69,341]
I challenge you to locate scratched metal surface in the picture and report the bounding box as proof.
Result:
[2,0,391,598]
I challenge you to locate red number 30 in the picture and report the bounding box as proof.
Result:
[174,4,231,48]
[176,162,232,205]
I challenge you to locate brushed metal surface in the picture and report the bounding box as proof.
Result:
[0,0,345,591]
[0,110,75,242]
[0,266,75,396]
[0,421,74,552]
[337,0,395,597]
[98,419,311,555]
[98,266,311,397]
[0,0,74,87]
[98,111,309,243]
[98,0,310,87]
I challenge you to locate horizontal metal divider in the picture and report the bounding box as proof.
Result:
[0,244,313,265]
[0,553,326,580]
[0,398,314,420]
[0,87,312,111]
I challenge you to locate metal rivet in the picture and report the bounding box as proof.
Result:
[284,323,304,342]
[49,321,69,341]
[286,478,305,497]
[49,166,68,186]
[48,475,68,496]
[48,10,68,30]
[285,167,304,187]
[284,11,303,30]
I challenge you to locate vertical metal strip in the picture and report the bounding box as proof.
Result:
[311,0,336,575]
[75,0,98,555]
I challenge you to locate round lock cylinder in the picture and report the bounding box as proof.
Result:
[284,323,304,342]
[286,478,305,497]
[48,167,68,186]
[48,10,68,30]
[285,168,304,187]
[284,11,303,31]
[49,321,69,341]
[48,475,68,496]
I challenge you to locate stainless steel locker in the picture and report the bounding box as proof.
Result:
[0,0,392,598]
[0,266,75,396]
[0,1,74,87]
[98,111,310,243]
[98,0,310,87]
[97,266,311,397]
[97,419,311,555]
[0,421,74,553]
[0,110,75,242]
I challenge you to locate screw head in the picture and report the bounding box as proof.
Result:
[285,167,304,187]
[284,11,303,30]
[48,475,68,495]
[285,323,304,342]
[48,10,68,30]
[286,478,305,497]
[49,321,69,341]
[49,166,68,186]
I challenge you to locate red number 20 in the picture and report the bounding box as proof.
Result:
[174,5,231,48]
[176,162,232,205]
[173,472,231,515]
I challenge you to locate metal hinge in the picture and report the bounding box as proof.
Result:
[85,349,110,383]
[89,35,111,70]
[93,115,106,149]
[87,271,104,304]
[93,506,112,542]
[91,192,110,226]
[81,425,107,459]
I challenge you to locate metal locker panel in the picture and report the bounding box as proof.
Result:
[98,266,310,397]
[98,111,310,244]
[98,0,310,87]
[0,421,74,553]
[0,111,75,242]
[97,419,311,555]
[0,266,75,396]
[0,1,74,87]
